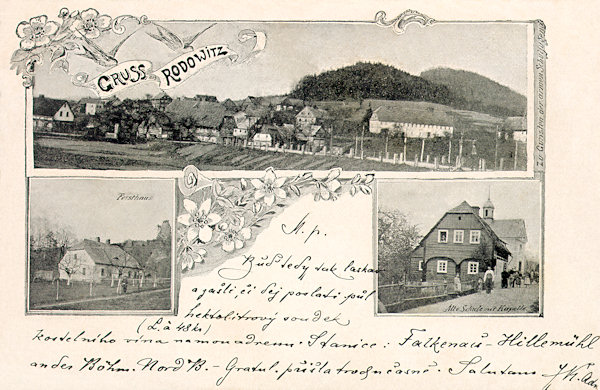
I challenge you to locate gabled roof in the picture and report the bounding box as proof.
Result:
[489,219,527,240]
[416,200,510,257]
[79,97,103,105]
[165,99,226,128]
[297,106,329,119]
[371,103,454,127]
[33,96,70,117]
[68,239,142,269]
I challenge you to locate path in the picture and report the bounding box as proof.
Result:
[403,284,540,314]
[32,288,170,309]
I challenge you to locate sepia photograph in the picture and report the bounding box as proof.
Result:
[14,10,535,172]
[27,178,175,313]
[376,179,542,315]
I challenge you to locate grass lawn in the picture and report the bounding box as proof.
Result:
[34,136,431,171]
[29,280,171,310]
[49,289,172,311]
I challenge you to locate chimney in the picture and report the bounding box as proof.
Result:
[96,237,101,242]
[105,239,111,245]
[472,206,480,216]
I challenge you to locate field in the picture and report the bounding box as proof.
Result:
[34,135,430,171]
[29,279,171,311]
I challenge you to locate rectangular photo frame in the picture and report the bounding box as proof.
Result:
[26,176,179,315]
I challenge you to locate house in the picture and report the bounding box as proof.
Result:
[232,111,260,142]
[165,98,227,141]
[296,124,329,151]
[252,132,272,148]
[277,97,304,112]
[409,200,511,286]
[150,92,173,111]
[193,94,218,103]
[296,106,329,128]
[33,95,75,132]
[503,116,527,142]
[79,97,105,116]
[221,98,238,112]
[369,103,454,138]
[483,197,528,272]
[58,238,143,283]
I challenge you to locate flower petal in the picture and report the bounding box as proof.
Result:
[234,239,244,250]
[177,214,192,226]
[327,179,341,192]
[254,189,266,200]
[84,29,100,39]
[250,179,263,189]
[197,248,208,257]
[96,15,112,29]
[187,227,199,242]
[199,197,212,214]
[222,240,235,252]
[183,198,198,215]
[20,38,35,50]
[207,213,221,226]
[198,226,213,243]
[274,188,286,199]
[36,36,51,46]
[80,8,99,19]
[239,227,252,240]
[16,22,31,38]
[274,177,286,187]
[264,193,275,206]
[29,15,48,27]
[264,168,276,184]
[43,21,60,36]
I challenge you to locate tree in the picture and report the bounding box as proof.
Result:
[378,210,421,285]
[58,251,80,285]
[472,240,494,270]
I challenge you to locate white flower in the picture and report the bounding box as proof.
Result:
[180,242,207,271]
[72,8,111,39]
[251,168,286,206]
[220,220,252,253]
[16,15,59,50]
[178,198,221,243]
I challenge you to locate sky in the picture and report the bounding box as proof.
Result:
[377,179,542,257]
[29,178,173,243]
[33,20,528,101]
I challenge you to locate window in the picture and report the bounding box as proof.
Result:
[437,260,448,273]
[438,230,448,243]
[418,260,423,271]
[74,254,77,259]
[82,267,86,275]
[468,261,479,274]
[470,230,481,244]
[454,230,464,243]
[101,268,105,277]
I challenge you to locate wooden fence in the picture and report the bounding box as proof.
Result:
[378,280,478,311]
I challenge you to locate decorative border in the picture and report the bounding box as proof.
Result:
[177,166,373,274]
[374,10,436,34]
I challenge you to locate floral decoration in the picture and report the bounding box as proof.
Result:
[177,166,374,274]
[11,8,148,86]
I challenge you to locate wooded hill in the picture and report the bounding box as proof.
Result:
[289,62,526,118]
[420,68,527,117]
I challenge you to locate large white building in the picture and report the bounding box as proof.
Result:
[369,103,454,138]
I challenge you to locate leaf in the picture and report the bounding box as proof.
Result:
[212,180,223,197]
[11,49,30,63]
[264,211,276,215]
[326,168,341,182]
[359,185,372,195]
[216,196,234,208]
[276,203,285,208]
[289,184,301,197]
[302,172,313,179]
[350,186,357,196]
[240,178,248,190]
[63,41,80,51]
[314,193,320,202]
[252,224,262,228]
[364,174,375,184]
[351,174,361,185]
[51,45,66,62]
[252,202,262,214]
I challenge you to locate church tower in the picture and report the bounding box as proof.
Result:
[483,188,494,221]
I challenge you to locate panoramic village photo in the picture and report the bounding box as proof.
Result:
[27,178,175,312]
[20,11,531,171]
[376,180,542,315]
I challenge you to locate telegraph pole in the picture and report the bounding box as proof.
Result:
[360,124,365,159]
[494,125,499,170]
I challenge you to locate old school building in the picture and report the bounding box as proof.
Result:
[409,199,518,286]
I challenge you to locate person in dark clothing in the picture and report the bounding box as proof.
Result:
[501,270,509,288]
